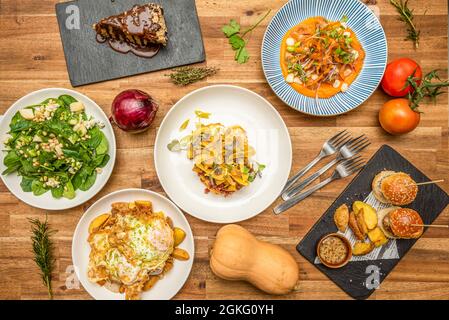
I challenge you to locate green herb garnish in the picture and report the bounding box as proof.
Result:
[222,10,271,64]
[165,66,218,86]
[406,69,449,110]
[29,216,56,299]
[390,0,420,49]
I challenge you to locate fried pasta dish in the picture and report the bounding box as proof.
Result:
[168,111,265,196]
[87,200,189,300]
[280,16,365,99]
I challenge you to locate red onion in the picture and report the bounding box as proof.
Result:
[110,89,158,133]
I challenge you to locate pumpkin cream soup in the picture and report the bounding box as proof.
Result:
[280,16,365,99]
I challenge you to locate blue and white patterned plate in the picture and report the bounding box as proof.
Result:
[262,0,387,116]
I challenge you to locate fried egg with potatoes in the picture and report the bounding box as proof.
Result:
[87,200,188,300]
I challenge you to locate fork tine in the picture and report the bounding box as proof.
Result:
[348,163,365,174]
[352,141,371,153]
[345,134,365,147]
[332,132,352,148]
[347,160,365,172]
[328,130,347,144]
[349,135,369,147]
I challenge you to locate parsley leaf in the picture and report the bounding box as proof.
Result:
[222,10,271,65]
[222,19,240,37]
[235,47,250,64]
[229,34,245,50]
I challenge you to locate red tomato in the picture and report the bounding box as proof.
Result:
[381,58,422,97]
[379,99,420,135]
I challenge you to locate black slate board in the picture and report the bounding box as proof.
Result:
[297,145,449,300]
[56,0,205,86]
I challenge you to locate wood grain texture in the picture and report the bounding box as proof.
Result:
[0,0,448,300]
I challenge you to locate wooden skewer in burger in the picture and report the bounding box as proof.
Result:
[377,207,424,239]
[372,171,444,206]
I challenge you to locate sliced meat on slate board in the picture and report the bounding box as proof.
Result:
[297,144,449,300]
[56,0,205,86]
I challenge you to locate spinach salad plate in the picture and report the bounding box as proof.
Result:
[0,88,116,210]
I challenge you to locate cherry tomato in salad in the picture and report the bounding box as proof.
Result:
[379,98,420,135]
[381,58,422,97]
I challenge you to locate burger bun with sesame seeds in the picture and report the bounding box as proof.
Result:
[372,171,418,206]
[378,207,424,239]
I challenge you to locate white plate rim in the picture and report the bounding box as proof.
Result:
[154,84,292,223]
[71,188,195,300]
[0,88,116,210]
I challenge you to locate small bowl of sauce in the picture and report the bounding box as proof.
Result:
[317,233,352,268]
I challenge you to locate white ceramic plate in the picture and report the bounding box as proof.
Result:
[154,85,292,223]
[72,188,194,300]
[0,88,116,210]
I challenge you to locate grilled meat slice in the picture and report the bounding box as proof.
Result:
[93,3,168,47]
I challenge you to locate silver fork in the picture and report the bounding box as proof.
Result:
[281,130,352,194]
[282,135,370,200]
[274,157,366,215]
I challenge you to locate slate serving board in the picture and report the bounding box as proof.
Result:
[297,145,449,300]
[56,0,205,86]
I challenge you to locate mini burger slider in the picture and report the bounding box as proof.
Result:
[372,171,418,206]
[378,207,424,239]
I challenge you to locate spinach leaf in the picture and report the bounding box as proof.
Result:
[10,120,34,133]
[63,181,76,199]
[51,186,64,199]
[3,150,20,167]
[31,180,47,196]
[95,131,108,155]
[87,127,102,149]
[58,95,77,106]
[62,149,81,159]
[79,171,97,191]
[20,176,34,192]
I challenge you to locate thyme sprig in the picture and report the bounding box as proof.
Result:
[406,69,449,110]
[29,216,56,299]
[165,66,218,86]
[390,0,420,49]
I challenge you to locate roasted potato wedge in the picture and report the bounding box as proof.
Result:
[368,227,389,247]
[349,211,365,240]
[352,241,375,256]
[356,208,369,236]
[334,204,349,232]
[353,201,378,230]
[88,214,110,234]
[172,248,190,261]
[173,227,186,246]
[143,276,159,291]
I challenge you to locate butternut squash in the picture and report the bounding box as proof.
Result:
[210,225,299,295]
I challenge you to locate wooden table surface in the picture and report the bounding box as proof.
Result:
[1,0,448,300]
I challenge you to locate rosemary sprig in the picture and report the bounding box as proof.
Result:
[390,0,420,49]
[29,216,56,299]
[165,66,218,86]
[406,69,449,110]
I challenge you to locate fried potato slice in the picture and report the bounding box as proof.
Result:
[143,276,159,291]
[349,211,365,240]
[352,241,375,256]
[368,227,389,247]
[173,227,186,246]
[88,213,110,234]
[353,201,378,230]
[356,208,369,236]
[172,248,190,261]
[334,204,349,232]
